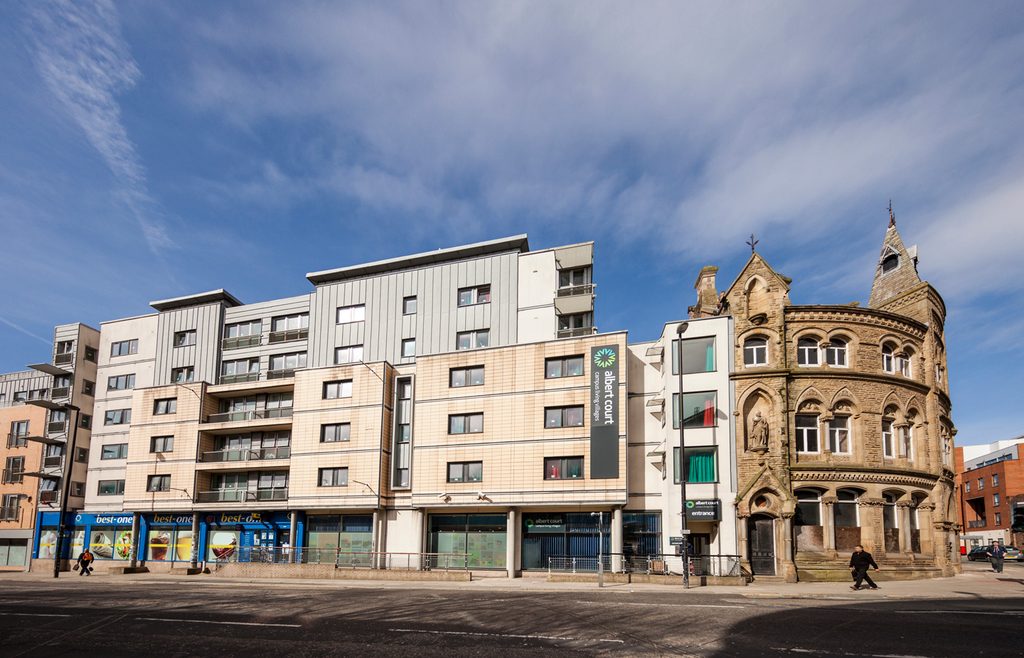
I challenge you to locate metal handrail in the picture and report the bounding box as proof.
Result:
[266,368,297,380]
[6,433,28,449]
[219,372,261,385]
[207,547,471,571]
[557,327,597,338]
[47,421,67,434]
[268,328,309,344]
[222,335,261,350]
[54,353,74,366]
[967,520,987,528]
[0,506,20,521]
[196,487,288,503]
[1,469,24,484]
[39,491,59,504]
[42,455,64,469]
[201,446,291,462]
[50,387,71,400]
[205,407,294,423]
[546,553,743,577]
[556,283,595,297]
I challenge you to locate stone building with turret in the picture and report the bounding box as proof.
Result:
[692,215,959,581]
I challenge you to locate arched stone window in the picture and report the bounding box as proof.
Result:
[824,338,848,367]
[881,252,899,273]
[743,336,768,367]
[882,492,899,530]
[795,413,820,453]
[834,489,862,550]
[898,347,914,377]
[881,342,896,373]
[795,489,822,526]
[797,337,820,366]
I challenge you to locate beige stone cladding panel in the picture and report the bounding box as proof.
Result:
[413,334,628,504]
[123,384,203,510]
[290,366,386,507]
[0,404,49,529]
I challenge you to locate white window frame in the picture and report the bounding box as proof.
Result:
[795,414,819,453]
[402,296,417,315]
[824,339,848,367]
[401,338,416,358]
[743,337,767,366]
[796,338,820,366]
[173,330,197,347]
[335,305,366,324]
[334,345,364,364]
[456,330,489,351]
[881,343,895,373]
[457,285,491,307]
[882,419,895,458]
[827,416,851,454]
[900,425,913,459]
[323,380,353,400]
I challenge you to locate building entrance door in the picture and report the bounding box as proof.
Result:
[748,515,776,575]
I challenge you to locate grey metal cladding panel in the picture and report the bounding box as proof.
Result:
[154,304,223,384]
[223,294,310,323]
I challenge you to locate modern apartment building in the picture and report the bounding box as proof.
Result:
[956,437,1024,548]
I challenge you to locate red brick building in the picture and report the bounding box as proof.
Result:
[955,437,1024,549]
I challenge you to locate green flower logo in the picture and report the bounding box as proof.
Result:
[594,348,616,368]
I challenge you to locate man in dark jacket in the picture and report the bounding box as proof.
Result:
[986,541,1006,573]
[849,545,879,590]
[76,549,94,576]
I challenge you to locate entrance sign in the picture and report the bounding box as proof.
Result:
[685,499,721,521]
[590,345,620,478]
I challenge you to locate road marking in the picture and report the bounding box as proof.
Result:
[577,601,746,609]
[772,648,931,658]
[1,612,71,618]
[389,628,625,644]
[137,617,301,628]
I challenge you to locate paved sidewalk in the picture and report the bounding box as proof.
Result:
[5,562,1023,601]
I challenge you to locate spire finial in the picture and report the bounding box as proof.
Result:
[888,199,896,228]
[746,233,759,253]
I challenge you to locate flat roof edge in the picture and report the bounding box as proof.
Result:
[150,289,242,312]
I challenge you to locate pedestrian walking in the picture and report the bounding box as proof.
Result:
[986,541,1006,573]
[76,549,94,576]
[849,545,880,590]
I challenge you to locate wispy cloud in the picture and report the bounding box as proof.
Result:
[26,0,172,256]
[0,315,52,345]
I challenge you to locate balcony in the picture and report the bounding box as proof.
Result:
[222,335,261,350]
[1,469,24,485]
[47,421,67,435]
[42,455,64,469]
[201,446,291,463]
[39,491,59,505]
[266,368,297,380]
[6,434,28,449]
[268,328,308,344]
[54,353,74,366]
[968,520,987,528]
[205,408,294,424]
[50,387,71,400]
[220,372,261,385]
[0,506,20,521]
[556,283,595,297]
[557,326,597,339]
[197,488,288,503]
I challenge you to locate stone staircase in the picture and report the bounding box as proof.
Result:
[795,555,943,582]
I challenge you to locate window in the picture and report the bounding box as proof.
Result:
[221,358,259,379]
[84,346,97,362]
[319,467,348,487]
[883,493,898,530]
[8,421,29,447]
[104,409,131,425]
[545,355,584,379]
[323,380,353,399]
[673,447,718,483]
[56,340,73,355]
[882,420,895,458]
[401,338,416,358]
[544,406,584,428]
[80,414,92,429]
[898,351,913,377]
[795,415,820,453]
[795,490,822,526]
[743,337,767,366]
[392,378,413,488]
[3,457,24,483]
[110,339,138,357]
[270,352,307,372]
[558,312,593,333]
[334,345,364,364]
[994,494,1000,507]
[900,424,913,459]
[828,416,850,454]
[559,266,591,288]
[978,478,984,490]
[449,413,484,434]
[882,343,896,373]
[173,330,196,347]
[223,320,261,341]
[29,388,46,400]
[672,391,717,429]
[150,436,174,453]
[12,391,26,403]
[97,480,125,496]
[544,456,583,480]
[834,489,860,527]
[881,252,899,273]
[75,448,88,463]
[672,336,716,375]
[797,338,820,366]
[456,330,489,350]
[258,472,287,491]
[101,444,128,460]
[993,474,999,487]
[403,296,417,315]
[450,366,485,388]
[448,461,483,483]
[153,398,177,415]
[171,366,194,383]
[147,475,170,492]
[271,313,309,332]
[995,512,1002,526]
[965,481,970,493]
[107,374,136,391]
[82,380,95,396]
[321,423,351,443]
[336,305,365,324]
[458,285,491,306]
[824,339,848,367]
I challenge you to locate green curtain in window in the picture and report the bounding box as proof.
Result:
[687,451,716,483]
[705,344,715,371]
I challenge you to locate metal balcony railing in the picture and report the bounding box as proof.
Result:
[0,506,20,521]
[266,368,297,380]
[205,407,294,424]
[222,335,261,350]
[54,353,74,366]
[6,433,27,449]
[268,328,309,344]
[201,446,291,462]
[557,326,597,339]
[556,283,595,297]
[47,421,67,435]
[197,488,288,503]
[50,387,70,400]
[42,455,64,469]
[219,372,260,385]
[39,491,59,505]
[968,520,987,528]
[1,469,24,484]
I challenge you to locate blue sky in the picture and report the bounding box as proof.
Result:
[1,1,1022,446]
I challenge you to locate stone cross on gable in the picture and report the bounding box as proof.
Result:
[746,233,759,253]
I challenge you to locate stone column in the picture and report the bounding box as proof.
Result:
[780,513,798,583]
[190,513,200,569]
[289,511,299,564]
[506,508,518,578]
[859,498,885,554]
[737,513,750,571]
[611,507,624,573]
[821,496,837,556]
[129,512,141,569]
[896,502,913,556]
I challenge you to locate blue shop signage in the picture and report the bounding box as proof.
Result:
[204,511,293,527]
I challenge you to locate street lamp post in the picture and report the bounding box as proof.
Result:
[27,399,80,579]
[676,321,690,589]
[591,511,604,587]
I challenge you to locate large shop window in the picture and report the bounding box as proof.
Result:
[521,512,613,570]
[673,447,717,484]
[0,539,28,567]
[91,527,133,560]
[672,336,716,374]
[428,514,506,569]
[672,391,717,429]
[794,490,825,552]
[307,515,373,565]
[147,528,194,562]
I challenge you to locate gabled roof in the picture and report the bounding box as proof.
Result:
[721,251,792,300]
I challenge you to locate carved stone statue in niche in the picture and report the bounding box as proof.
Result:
[749,410,770,452]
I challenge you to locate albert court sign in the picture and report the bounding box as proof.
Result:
[590,344,620,479]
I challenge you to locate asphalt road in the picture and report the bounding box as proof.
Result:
[0,577,1020,657]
